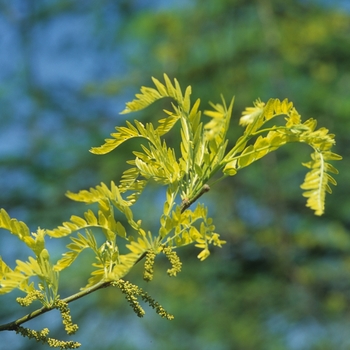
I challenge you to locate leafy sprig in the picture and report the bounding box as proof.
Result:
[0,74,341,348]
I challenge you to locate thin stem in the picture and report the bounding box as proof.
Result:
[250,125,286,136]
[221,125,287,165]
[208,173,228,187]
[222,134,251,164]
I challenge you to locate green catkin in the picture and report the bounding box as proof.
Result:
[112,279,145,317]
[15,326,81,349]
[54,300,79,335]
[16,290,45,307]
[112,279,174,319]
[143,250,156,281]
[140,291,174,320]
[163,247,182,276]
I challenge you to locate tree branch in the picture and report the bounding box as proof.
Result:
[181,184,210,213]
[0,281,112,332]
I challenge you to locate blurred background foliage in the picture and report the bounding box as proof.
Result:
[0,0,350,349]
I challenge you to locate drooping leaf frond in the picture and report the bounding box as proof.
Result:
[0,258,19,294]
[90,75,191,155]
[0,256,39,294]
[0,211,49,259]
[295,120,341,215]
[0,209,33,248]
[156,113,182,136]
[90,120,153,155]
[66,181,127,206]
[301,151,341,215]
[65,181,135,226]
[120,74,191,114]
[54,230,99,272]
[118,166,148,205]
[46,206,127,240]
[55,228,125,288]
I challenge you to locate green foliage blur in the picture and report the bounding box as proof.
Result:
[0,0,349,349]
